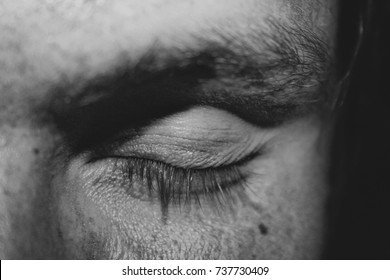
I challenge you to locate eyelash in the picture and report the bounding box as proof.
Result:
[114,156,251,215]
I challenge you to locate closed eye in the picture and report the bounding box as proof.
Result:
[82,107,270,217]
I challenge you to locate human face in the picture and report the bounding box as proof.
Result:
[0,0,338,259]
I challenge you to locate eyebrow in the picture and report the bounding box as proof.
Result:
[47,19,334,148]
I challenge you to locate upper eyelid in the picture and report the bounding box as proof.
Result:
[125,132,245,147]
[90,134,266,170]
[81,106,270,164]
[91,129,267,169]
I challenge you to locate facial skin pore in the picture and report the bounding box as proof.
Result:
[0,0,338,259]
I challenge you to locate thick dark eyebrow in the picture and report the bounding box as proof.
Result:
[47,20,334,150]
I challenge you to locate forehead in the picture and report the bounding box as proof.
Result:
[0,0,337,105]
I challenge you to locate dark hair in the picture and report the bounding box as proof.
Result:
[325,0,390,259]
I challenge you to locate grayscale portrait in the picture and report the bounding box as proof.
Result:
[0,0,388,259]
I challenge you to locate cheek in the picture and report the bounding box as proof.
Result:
[247,149,328,259]
[269,128,329,257]
[53,182,112,259]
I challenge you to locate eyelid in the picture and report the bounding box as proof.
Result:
[90,133,266,169]
[88,107,272,168]
[95,144,263,169]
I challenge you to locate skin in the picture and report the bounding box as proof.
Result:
[0,0,338,259]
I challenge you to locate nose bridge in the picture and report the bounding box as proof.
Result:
[0,186,37,259]
[0,126,55,259]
